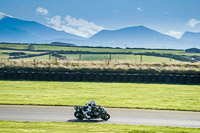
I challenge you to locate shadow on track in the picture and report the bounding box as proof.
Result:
[67,119,105,123]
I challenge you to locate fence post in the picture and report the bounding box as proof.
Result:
[79,54,81,60]
[49,53,51,60]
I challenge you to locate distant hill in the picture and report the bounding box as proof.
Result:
[51,42,76,46]
[88,26,179,48]
[0,13,84,43]
[185,48,200,53]
[0,12,200,49]
[180,32,200,47]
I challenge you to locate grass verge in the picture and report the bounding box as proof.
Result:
[0,120,199,133]
[0,81,200,111]
[1,59,200,74]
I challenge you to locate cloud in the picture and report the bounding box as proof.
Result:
[48,15,104,38]
[165,30,183,39]
[0,12,14,20]
[48,15,62,30]
[36,7,48,16]
[188,19,200,27]
[137,7,142,11]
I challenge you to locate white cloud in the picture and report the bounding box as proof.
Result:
[137,7,142,11]
[48,15,104,38]
[48,15,62,30]
[0,12,14,20]
[36,7,48,16]
[164,30,183,39]
[188,19,200,27]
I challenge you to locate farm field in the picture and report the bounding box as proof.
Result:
[0,43,184,53]
[0,43,200,63]
[0,81,199,111]
[0,50,45,59]
[0,121,199,133]
[1,43,200,55]
[0,52,179,62]
[60,54,179,62]
[0,43,28,49]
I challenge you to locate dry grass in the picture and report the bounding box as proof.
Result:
[0,59,200,74]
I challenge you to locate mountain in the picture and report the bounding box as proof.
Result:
[0,12,84,43]
[1,12,200,49]
[180,32,200,47]
[88,26,179,48]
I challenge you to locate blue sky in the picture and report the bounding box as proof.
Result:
[0,0,200,38]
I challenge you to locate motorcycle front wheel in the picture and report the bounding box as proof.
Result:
[101,113,110,121]
[74,112,84,120]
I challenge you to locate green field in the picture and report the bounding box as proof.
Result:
[0,43,28,49]
[0,43,184,53]
[0,50,45,59]
[1,43,199,55]
[0,81,199,111]
[60,54,179,62]
[0,43,182,52]
[0,121,199,133]
[0,49,180,63]
[1,43,200,62]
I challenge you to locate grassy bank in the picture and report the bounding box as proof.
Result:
[1,60,200,74]
[0,81,199,111]
[0,121,199,133]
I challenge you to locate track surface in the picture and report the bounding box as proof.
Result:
[0,105,200,128]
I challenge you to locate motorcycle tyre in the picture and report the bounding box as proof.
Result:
[74,112,84,120]
[101,113,110,121]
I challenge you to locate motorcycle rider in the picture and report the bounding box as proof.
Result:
[82,100,96,119]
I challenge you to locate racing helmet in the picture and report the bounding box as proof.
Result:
[90,100,96,106]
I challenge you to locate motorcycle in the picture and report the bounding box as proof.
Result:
[74,105,110,121]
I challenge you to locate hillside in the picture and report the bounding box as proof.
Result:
[0,14,83,43]
[89,26,178,48]
[0,12,200,49]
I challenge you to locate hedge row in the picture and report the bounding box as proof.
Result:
[0,71,199,84]
[9,53,49,59]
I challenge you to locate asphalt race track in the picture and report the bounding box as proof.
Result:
[0,105,200,128]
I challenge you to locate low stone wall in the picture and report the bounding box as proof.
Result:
[0,70,199,84]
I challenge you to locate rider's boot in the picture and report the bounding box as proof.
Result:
[85,114,91,120]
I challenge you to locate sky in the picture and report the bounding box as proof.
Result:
[0,0,200,38]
